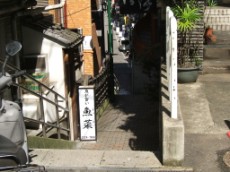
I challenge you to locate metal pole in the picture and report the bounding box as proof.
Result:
[106,0,114,101]
[107,0,113,54]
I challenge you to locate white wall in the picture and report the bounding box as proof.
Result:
[22,26,66,122]
[41,38,65,96]
[22,26,65,97]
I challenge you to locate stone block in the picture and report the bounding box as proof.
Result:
[160,66,185,166]
[162,110,184,166]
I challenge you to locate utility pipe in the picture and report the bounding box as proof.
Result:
[44,0,66,26]
[107,0,113,54]
[44,0,66,11]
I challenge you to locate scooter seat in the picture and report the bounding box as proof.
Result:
[0,135,27,166]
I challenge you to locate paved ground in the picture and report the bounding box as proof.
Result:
[179,74,230,172]
[179,29,230,172]
[76,95,159,151]
[76,33,159,152]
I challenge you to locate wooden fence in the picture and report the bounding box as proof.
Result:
[88,55,114,110]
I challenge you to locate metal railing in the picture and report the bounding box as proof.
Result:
[166,7,178,119]
[0,58,70,140]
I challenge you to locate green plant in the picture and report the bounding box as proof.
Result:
[172,0,202,68]
[172,0,201,33]
[206,0,217,7]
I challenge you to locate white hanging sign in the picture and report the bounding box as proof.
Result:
[83,36,93,50]
[79,85,96,141]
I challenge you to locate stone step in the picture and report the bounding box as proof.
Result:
[205,7,230,15]
[203,49,230,74]
[212,30,230,44]
[204,30,230,44]
[202,59,230,74]
[204,6,230,30]
[31,149,163,171]
[204,46,230,59]
[205,23,230,31]
[31,149,194,171]
[203,35,230,73]
[204,15,230,23]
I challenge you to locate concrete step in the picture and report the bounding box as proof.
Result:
[205,30,230,45]
[204,6,230,15]
[202,59,230,74]
[213,30,230,44]
[204,15,230,23]
[205,23,230,31]
[203,39,230,74]
[204,46,230,59]
[30,149,161,170]
[30,149,193,172]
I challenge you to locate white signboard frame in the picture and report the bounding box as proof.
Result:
[78,85,97,141]
[83,36,93,50]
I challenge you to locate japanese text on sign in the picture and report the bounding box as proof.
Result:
[79,86,96,141]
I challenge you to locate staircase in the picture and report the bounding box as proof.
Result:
[0,59,71,140]
[203,6,230,74]
[203,31,230,73]
[204,6,230,31]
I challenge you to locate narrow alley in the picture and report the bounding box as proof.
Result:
[76,31,160,152]
[30,30,166,171]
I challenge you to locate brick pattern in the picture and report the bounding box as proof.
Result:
[76,95,159,151]
[65,0,96,76]
[83,50,94,76]
[204,7,230,31]
[47,0,55,5]
[65,0,92,36]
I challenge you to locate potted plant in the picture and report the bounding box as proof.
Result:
[172,0,202,83]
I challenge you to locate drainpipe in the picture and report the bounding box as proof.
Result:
[44,0,66,11]
[44,0,66,26]
[107,0,113,54]
[12,15,20,68]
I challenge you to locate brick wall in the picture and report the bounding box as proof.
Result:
[204,7,230,31]
[65,0,95,76]
[47,0,55,6]
[83,50,94,76]
[65,0,92,36]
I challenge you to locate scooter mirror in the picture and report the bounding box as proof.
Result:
[5,41,22,57]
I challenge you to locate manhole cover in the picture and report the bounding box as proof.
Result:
[223,151,230,167]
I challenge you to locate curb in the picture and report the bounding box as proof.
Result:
[45,166,194,172]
